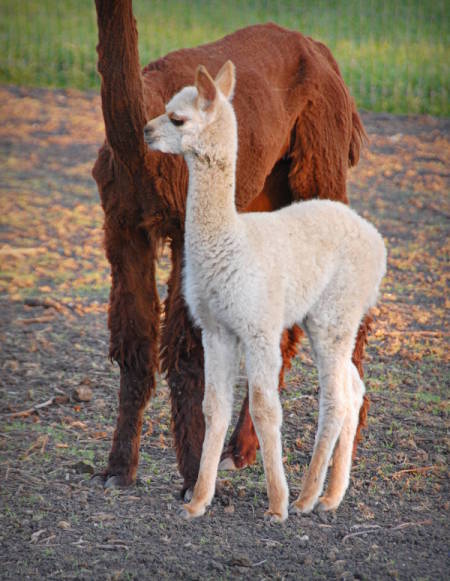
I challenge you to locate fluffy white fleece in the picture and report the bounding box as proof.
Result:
[145,61,386,522]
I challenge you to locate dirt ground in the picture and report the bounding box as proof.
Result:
[0,85,449,580]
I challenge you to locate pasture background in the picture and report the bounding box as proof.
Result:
[0,1,449,579]
[0,0,449,115]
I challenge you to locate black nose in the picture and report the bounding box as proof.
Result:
[144,125,153,140]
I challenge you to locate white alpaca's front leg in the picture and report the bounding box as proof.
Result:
[181,329,239,519]
[247,339,289,523]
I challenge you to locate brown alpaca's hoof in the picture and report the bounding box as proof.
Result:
[219,445,255,471]
[90,473,107,487]
[182,486,194,502]
[218,455,242,471]
[90,471,135,489]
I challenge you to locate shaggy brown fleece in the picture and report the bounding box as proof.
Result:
[93,0,369,493]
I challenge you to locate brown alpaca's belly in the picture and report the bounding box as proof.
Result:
[244,159,293,213]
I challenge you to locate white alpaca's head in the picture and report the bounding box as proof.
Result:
[144,61,236,160]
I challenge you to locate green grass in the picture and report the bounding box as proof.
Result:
[0,0,448,115]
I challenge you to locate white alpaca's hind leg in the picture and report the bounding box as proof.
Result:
[247,339,289,522]
[293,328,354,514]
[181,329,239,519]
[317,362,364,511]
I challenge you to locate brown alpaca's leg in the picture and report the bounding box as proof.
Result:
[219,392,258,470]
[220,325,303,470]
[102,363,154,487]
[351,314,373,458]
[94,225,160,488]
[160,243,206,497]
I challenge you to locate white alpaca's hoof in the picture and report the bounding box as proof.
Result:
[178,503,206,520]
[264,509,288,524]
[291,497,317,515]
[317,495,340,512]
[178,506,193,520]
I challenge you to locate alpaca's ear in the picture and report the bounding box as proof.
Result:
[215,61,236,101]
[195,65,217,110]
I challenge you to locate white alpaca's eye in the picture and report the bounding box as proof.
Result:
[170,117,185,127]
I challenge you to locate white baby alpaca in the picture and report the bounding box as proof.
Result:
[144,61,387,522]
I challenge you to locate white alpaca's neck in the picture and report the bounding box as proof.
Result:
[184,143,238,245]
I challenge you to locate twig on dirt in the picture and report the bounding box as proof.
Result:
[30,529,47,544]
[251,559,267,567]
[2,467,45,485]
[52,481,74,490]
[387,330,443,337]
[342,529,381,542]
[4,398,55,418]
[3,395,67,418]
[95,543,129,551]
[411,198,450,219]
[392,519,432,530]
[342,525,382,542]
[0,246,46,257]
[260,538,282,546]
[23,435,49,459]
[424,202,450,219]
[342,520,432,543]
[40,434,49,454]
[72,538,86,547]
[392,465,439,480]
[18,298,77,324]
[17,314,55,325]
[24,297,77,314]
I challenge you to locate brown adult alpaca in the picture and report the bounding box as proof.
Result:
[93,0,371,496]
